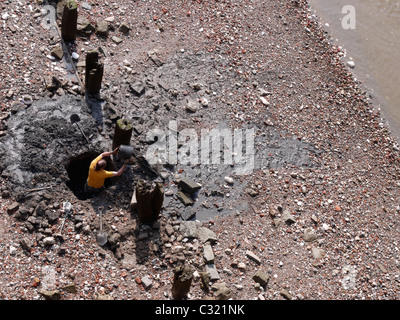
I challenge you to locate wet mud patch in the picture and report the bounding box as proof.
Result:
[0,94,110,196]
[101,50,322,222]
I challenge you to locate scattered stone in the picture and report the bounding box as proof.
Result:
[311,247,325,259]
[246,250,261,264]
[199,97,209,107]
[130,189,137,211]
[303,227,317,242]
[282,210,296,224]
[71,52,79,60]
[252,269,269,286]
[141,276,153,289]
[43,237,55,246]
[203,244,215,263]
[7,202,19,215]
[129,80,145,96]
[224,176,234,185]
[178,177,201,194]
[259,96,270,106]
[9,245,17,255]
[280,289,292,300]
[237,262,246,270]
[95,20,109,36]
[111,36,123,44]
[176,191,194,206]
[165,224,175,236]
[347,60,355,68]
[273,218,283,227]
[50,46,64,60]
[105,16,115,23]
[119,23,130,34]
[81,2,92,10]
[205,264,220,281]
[38,289,61,300]
[185,98,199,113]
[197,227,218,243]
[378,263,388,273]
[179,221,198,238]
[246,188,258,197]
[77,16,94,34]
[63,283,77,294]
[20,238,33,252]
[147,49,164,66]
[211,282,231,300]
[199,272,211,292]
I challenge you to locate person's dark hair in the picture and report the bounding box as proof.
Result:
[95,159,107,171]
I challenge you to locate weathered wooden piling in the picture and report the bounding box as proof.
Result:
[85,50,103,95]
[171,265,194,300]
[112,119,133,150]
[61,0,78,42]
[135,180,164,223]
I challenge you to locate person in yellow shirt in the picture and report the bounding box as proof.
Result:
[85,148,127,196]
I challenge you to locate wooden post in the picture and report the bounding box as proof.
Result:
[85,50,103,95]
[61,0,78,42]
[112,119,133,150]
[172,265,193,300]
[135,180,164,223]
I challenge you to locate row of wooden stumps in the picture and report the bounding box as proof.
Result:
[114,120,194,299]
[113,119,165,223]
[60,0,103,95]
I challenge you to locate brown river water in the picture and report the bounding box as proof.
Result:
[308,0,400,141]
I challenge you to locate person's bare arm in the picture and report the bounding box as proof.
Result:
[112,163,127,177]
[101,147,119,158]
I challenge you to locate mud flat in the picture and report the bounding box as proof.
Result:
[0,0,399,301]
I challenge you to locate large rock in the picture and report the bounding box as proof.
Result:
[178,177,201,194]
[282,210,296,224]
[197,227,217,243]
[7,202,19,215]
[50,46,64,60]
[179,221,198,238]
[95,20,109,36]
[303,227,317,242]
[203,244,214,263]
[246,250,261,264]
[77,16,94,35]
[252,269,269,286]
[176,191,193,206]
[38,289,61,300]
[205,264,220,281]
[211,282,231,300]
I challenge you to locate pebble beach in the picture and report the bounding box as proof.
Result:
[0,0,400,301]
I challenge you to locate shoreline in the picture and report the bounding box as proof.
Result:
[308,0,400,144]
[0,0,399,300]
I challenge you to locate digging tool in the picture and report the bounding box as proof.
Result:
[96,206,107,246]
[24,185,54,196]
[60,201,73,234]
[70,113,90,145]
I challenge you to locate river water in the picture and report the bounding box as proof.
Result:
[308,0,400,141]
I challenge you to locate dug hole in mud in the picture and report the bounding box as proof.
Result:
[0,50,321,265]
